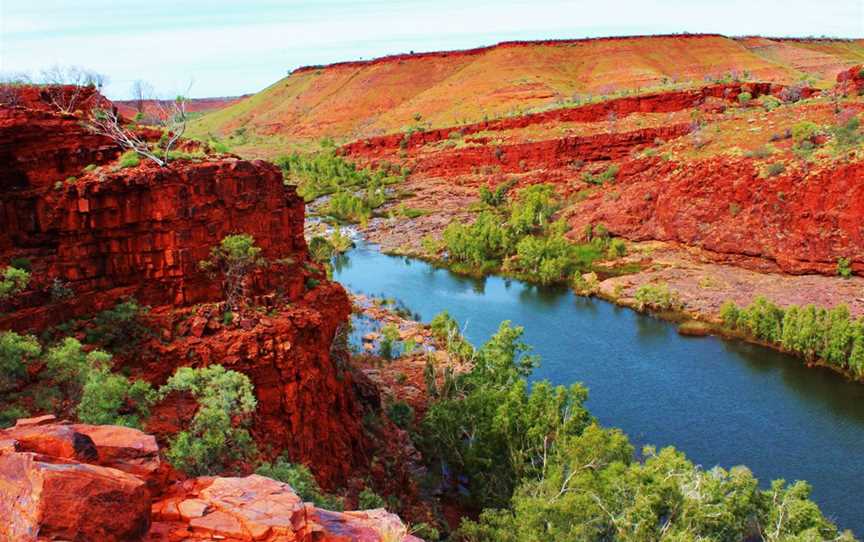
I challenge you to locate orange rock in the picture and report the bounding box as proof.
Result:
[0,451,150,542]
[72,423,160,479]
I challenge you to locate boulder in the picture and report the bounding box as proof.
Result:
[72,423,160,479]
[150,475,423,542]
[0,452,150,542]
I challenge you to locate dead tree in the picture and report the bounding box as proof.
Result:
[86,107,168,166]
[151,94,189,160]
[0,72,31,107]
[129,80,153,116]
[86,92,188,167]
[40,65,106,114]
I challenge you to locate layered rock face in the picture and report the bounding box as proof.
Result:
[144,282,364,489]
[0,418,419,542]
[0,92,370,489]
[567,156,864,275]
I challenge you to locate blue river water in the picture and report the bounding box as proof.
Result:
[333,242,864,534]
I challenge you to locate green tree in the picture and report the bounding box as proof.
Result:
[457,426,853,542]
[44,337,109,401]
[78,368,154,428]
[0,332,40,392]
[200,234,266,310]
[159,365,257,475]
[0,266,30,300]
[508,184,559,235]
[422,322,591,508]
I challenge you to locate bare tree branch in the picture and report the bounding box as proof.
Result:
[85,108,166,167]
[39,65,107,115]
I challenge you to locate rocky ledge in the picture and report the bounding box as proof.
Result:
[0,416,421,542]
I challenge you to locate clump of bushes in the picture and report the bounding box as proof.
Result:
[420,317,852,541]
[737,91,752,105]
[581,164,619,185]
[759,94,782,111]
[721,297,864,376]
[275,140,404,203]
[0,266,30,300]
[159,365,257,475]
[837,257,853,278]
[117,150,141,169]
[634,282,683,312]
[764,162,786,177]
[442,184,619,284]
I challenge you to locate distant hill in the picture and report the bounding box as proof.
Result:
[115,95,251,121]
[187,34,864,156]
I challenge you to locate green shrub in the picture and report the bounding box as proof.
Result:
[45,337,107,401]
[386,400,414,429]
[581,164,619,186]
[159,365,258,475]
[199,234,266,310]
[256,456,344,510]
[9,257,31,271]
[84,299,150,353]
[117,150,140,169]
[830,115,862,152]
[275,142,404,202]
[358,488,387,509]
[430,311,475,362]
[0,332,40,392]
[0,266,30,300]
[457,425,851,542]
[479,179,516,208]
[837,257,853,278]
[792,121,820,147]
[443,212,514,267]
[765,162,786,177]
[737,91,752,105]
[506,221,575,284]
[722,298,864,374]
[0,405,29,429]
[77,367,154,428]
[379,324,401,360]
[634,283,683,312]
[607,238,627,258]
[759,94,782,111]
[508,184,560,235]
[421,321,590,509]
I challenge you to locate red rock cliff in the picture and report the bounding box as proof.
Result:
[0,93,371,489]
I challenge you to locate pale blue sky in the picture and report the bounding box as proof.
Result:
[1,0,862,99]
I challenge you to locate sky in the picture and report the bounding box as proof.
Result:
[1,0,862,100]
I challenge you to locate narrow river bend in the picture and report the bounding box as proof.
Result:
[334,242,864,534]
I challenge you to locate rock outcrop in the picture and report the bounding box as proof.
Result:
[150,475,422,542]
[0,92,370,488]
[0,419,420,542]
[836,64,864,96]
[143,281,365,489]
[0,416,155,542]
[567,156,864,275]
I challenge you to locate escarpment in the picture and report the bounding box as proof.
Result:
[0,90,371,491]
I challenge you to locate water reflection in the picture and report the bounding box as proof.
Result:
[333,242,864,533]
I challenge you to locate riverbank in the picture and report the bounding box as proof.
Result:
[331,239,864,534]
[311,199,864,385]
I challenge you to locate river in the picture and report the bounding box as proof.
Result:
[333,242,864,534]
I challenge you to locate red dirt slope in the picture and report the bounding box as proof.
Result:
[189,34,863,154]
